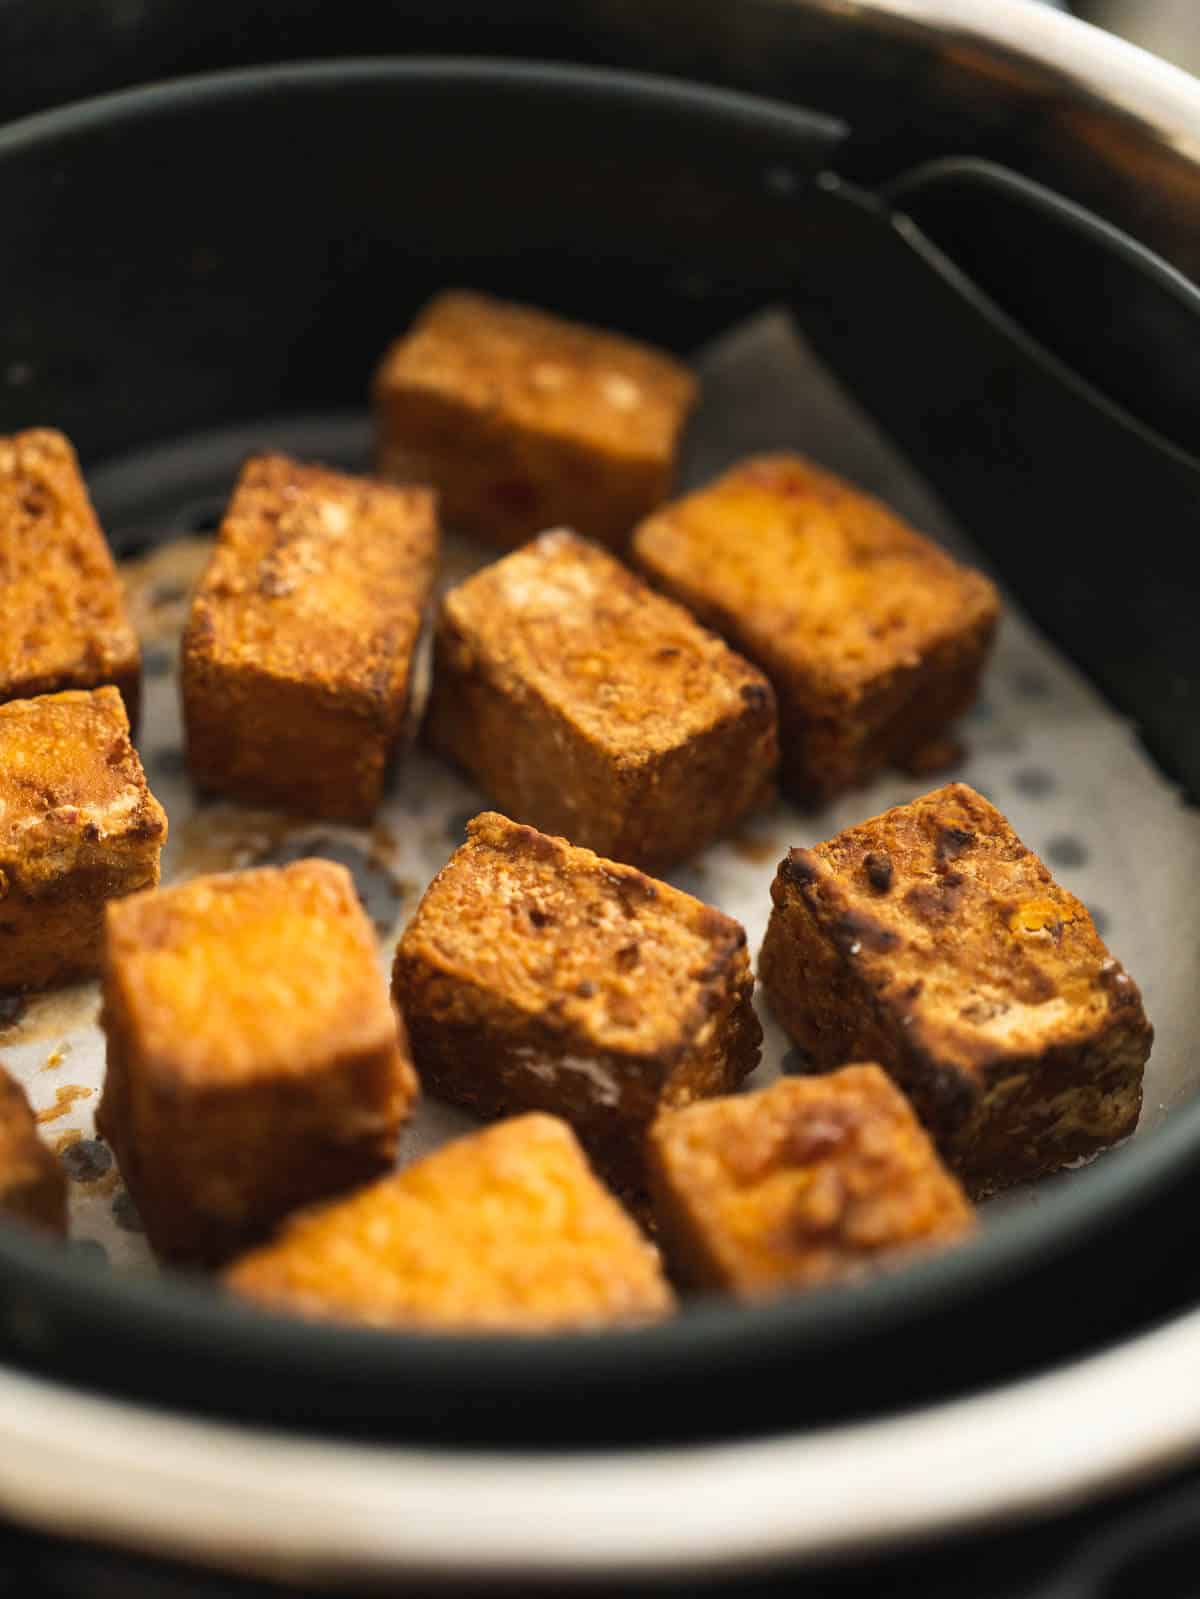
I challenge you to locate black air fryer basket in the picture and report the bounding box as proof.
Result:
[0,1,1198,1455]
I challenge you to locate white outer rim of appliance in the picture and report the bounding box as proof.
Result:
[3,1302,1200,1583]
[4,0,1200,1585]
[875,0,1200,165]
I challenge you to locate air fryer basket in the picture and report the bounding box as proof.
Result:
[0,46,1198,1446]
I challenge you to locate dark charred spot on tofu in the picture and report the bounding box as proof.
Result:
[863,851,893,893]
[527,905,554,930]
[904,878,965,918]
[739,682,770,710]
[694,904,746,949]
[782,1112,853,1168]
[1101,971,1143,1013]
[656,646,681,661]
[835,908,900,955]
[780,848,820,889]
[128,816,166,842]
[1022,966,1060,1003]
[693,937,747,991]
[925,1063,979,1126]
[936,825,976,863]
[601,867,658,917]
[615,942,640,972]
[506,823,559,862]
[575,979,598,998]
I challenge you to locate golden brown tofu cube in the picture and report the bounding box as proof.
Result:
[97,860,418,1266]
[427,530,778,870]
[393,812,761,1195]
[648,1067,972,1297]
[0,1066,67,1235]
[758,784,1153,1195]
[0,428,141,724]
[226,1114,674,1331]
[0,688,167,991]
[181,453,438,823]
[633,454,1000,803]
[373,291,697,550]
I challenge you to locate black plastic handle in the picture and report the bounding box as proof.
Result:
[787,172,1200,807]
[883,157,1200,462]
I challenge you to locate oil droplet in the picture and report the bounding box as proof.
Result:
[41,1042,71,1072]
[35,1083,93,1124]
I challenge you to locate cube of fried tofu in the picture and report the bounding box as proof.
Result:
[633,454,1000,803]
[758,784,1153,1194]
[427,530,778,870]
[648,1066,972,1297]
[181,453,438,823]
[0,688,167,991]
[97,860,418,1266]
[393,813,761,1195]
[0,428,141,725]
[226,1113,674,1331]
[0,1066,67,1235]
[373,291,697,550]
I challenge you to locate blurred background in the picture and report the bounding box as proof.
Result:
[1075,0,1199,74]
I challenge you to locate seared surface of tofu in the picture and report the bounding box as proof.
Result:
[227,1114,674,1332]
[648,1066,973,1297]
[427,529,777,869]
[759,783,1152,1193]
[634,454,999,802]
[182,453,438,822]
[0,1065,67,1235]
[0,687,166,990]
[0,428,141,723]
[98,860,417,1265]
[374,291,696,549]
[393,812,760,1194]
